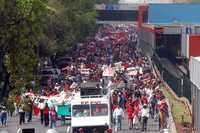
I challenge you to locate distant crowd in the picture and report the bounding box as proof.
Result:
[0,24,169,133]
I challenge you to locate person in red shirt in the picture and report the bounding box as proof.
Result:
[44,103,49,127]
[126,101,134,130]
[158,99,169,130]
[132,104,140,130]
[141,94,148,105]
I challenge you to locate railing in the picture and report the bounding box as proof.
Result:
[72,94,110,99]
[152,52,193,103]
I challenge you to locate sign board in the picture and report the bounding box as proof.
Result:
[57,105,71,116]
[81,101,101,105]
[79,69,91,75]
[102,67,115,77]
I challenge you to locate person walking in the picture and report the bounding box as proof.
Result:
[126,99,133,130]
[133,105,140,130]
[113,105,124,131]
[27,97,33,122]
[44,103,49,127]
[150,94,158,119]
[141,104,149,131]
[38,100,45,125]
[1,106,7,127]
[18,102,25,125]
[50,107,57,129]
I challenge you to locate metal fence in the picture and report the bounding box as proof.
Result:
[152,52,193,103]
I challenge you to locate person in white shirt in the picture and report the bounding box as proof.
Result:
[141,104,150,131]
[113,105,124,131]
[38,100,46,125]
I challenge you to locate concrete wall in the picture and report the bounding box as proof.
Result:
[190,57,200,133]
[139,27,155,56]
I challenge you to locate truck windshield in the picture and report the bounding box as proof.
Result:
[91,104,108,116]
[72,105,90,117]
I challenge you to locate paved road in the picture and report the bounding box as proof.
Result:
[117,114,160,133]
[0,115,70,133]
[0,114,160,133]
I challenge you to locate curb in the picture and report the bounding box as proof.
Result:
[150,58,177,133]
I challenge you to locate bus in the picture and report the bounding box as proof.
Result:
[71,95,111,133]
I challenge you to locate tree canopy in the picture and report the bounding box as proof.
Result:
[0,0,96,94]
[95,0,119,4]
[0,0,48,92]
[40,0,96,56]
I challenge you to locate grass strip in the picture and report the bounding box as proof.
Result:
[160,84,191,124]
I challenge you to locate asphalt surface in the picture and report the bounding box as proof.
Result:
[117,114,160,133]
[0,114,160,133]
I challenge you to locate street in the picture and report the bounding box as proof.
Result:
[0,114,160,133]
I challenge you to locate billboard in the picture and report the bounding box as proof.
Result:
[148,4,200,24]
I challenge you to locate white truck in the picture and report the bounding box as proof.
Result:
[71,94,111,133]
[189,56,200,133]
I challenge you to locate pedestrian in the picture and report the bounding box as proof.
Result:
[150,94,158,119]
[141,104,149,131]
[132,105,140,130]
[126,99,133,130]
[7,97,15,117]
[38,99,45,125]
[113,105,124,131]
[44,103,49,127]
[50,107,57,129]
[18,102,25,125]
[27,97,33,122]
[1,106,7,127]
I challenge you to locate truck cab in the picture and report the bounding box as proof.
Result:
[71,82,111,133]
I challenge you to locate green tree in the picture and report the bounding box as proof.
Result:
[95,0,119,4]
[0,0,48,93]
[0,0,96,95]
[43,0,96,54]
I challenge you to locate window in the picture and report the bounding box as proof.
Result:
[41,70,54,75]
[72,105,90,117]
[97,10,138,21]
[91,104,108,116]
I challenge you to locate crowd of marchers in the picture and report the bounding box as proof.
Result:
[0,24,169,133]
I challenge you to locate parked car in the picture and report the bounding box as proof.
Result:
[54,56,73,69]
[39,67,61,87]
